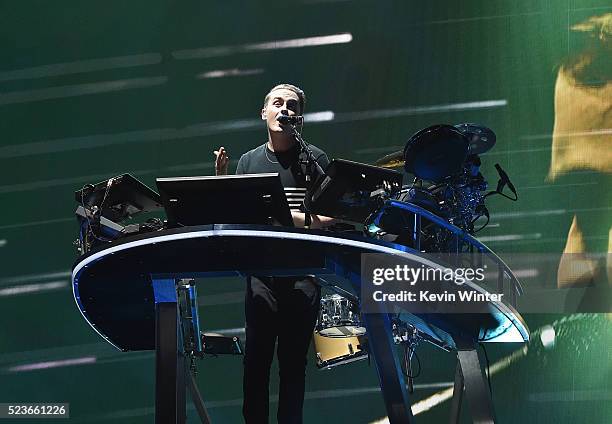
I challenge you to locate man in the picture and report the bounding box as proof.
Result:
[549,13,611,288]
[214,83,332,423]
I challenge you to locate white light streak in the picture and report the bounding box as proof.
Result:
[0,97,498,160]
[0,109,335,161]
[483,268,539,280]
[0,169,155,194]
[528,390,612,402]
[512,268,539,279]
[0,76,167,106]
[8,356,96,372]
[478,233,542,242]
[491,209,566,220]
[428,11,542,25]
[0,217,73,231]
[197,68,264,79]
[0,270,70,285]
[0,54,162,82]
[521,128,612,140]
[250,33,353,50]
[334,100,507,123]
[0,239,6,247]
[173,33,353,60]
[522,182,597,190]
[0,281,68,297]
[304,110,335,122]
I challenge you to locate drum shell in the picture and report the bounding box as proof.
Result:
[316,294,365,337]
[313,332,368,369]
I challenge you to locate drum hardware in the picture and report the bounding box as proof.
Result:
[375,123,495,169]
[313,290,369,369]
[197,333,243,357]
[315,277,360,304]
[454,122,497,155]
[177,280,243,363]
[391,317,422,394]
[371,123,517,251]
[316,294,366,337]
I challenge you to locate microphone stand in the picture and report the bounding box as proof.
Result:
[287,124,326,183]
[286,124,326,227]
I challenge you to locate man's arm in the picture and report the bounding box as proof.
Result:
[316,151,330,170]
[235,154,246,175]
[291,211,336,229]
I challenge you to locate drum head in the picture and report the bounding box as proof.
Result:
[319,325,366,338]
[454,123,496,155]
[404,124,469,183]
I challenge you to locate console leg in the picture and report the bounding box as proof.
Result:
[153,278,187,424]
[362,312,415,424]
[455,341,495,424]
[449,361,464,424]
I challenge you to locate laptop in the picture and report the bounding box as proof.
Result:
[156,173,293,227]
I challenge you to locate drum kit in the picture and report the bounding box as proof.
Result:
[314,294,368,369]
[365,122,504,252]
[314,122,507,370]
[378,123,495,232]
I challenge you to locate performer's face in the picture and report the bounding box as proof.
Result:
[261,88,301,133]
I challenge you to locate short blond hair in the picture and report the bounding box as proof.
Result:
[263,83,306,114]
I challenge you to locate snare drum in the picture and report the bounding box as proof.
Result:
[316,294,366,337]
[313,332,368,369]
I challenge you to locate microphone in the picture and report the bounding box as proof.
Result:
[494,163,517,196]
[277,113,304,125]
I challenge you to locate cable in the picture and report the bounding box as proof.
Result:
[79,183,112,248]
[99,177,115,210]
[401,342,421,379]
[484,189,518,202]
[472,213,490,233]
[479,342,492,396]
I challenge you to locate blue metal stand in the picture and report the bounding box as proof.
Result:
[362,311,415,423]
[449,339,496,424]
[152,278,187,424]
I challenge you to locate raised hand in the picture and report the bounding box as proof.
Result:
[214,146,230,175]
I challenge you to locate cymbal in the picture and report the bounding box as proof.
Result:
[374,150,404,168]
[404,124,469,182]
[454,123,496,155]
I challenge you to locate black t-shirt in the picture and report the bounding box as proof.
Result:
[236,142,330,209]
